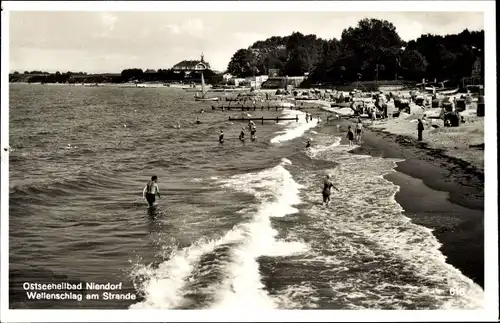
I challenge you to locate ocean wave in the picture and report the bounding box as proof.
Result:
[270,109,319,144]
[9,171,120,205]
[129,158,309,309]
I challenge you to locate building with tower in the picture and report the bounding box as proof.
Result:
[172,53,211,75]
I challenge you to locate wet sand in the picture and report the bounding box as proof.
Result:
[327,117,484,288]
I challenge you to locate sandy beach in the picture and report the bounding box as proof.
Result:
[368,115,484,171]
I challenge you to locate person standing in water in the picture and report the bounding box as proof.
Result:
[219,130,224,144]
[239,127,245,141]
[249,122,256,140]
[306,139,311,149]
[417,118,424,141]
[143,175,161,207]
[355,120,364,144]
[346,125,354,147]
[322,174,339,207]
[196,117,201,124]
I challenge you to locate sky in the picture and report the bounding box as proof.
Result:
[9,10,484,74]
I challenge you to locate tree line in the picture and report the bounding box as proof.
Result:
[9,69,221,85]
[226,18,484,86]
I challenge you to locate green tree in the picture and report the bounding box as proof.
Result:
[226,49,257,77]
[400,49,427,81]
[335,18,405,81]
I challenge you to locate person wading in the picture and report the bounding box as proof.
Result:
[355,120,364,144]
[417,118,424,141]
[219,130,224,144]
[143,175,161,207]
[346,125,354,147]
[322,174,339,207]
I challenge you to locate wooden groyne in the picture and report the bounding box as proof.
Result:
[212,105,291,111]
[228,116,299,125]
[212,105,322,111]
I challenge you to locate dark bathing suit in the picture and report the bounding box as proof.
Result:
[219,134,224,143]
[347,131,354,140]
[323,181,334,201]
[145,183,156,206]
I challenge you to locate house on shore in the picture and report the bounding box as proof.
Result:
[172,53,211,76]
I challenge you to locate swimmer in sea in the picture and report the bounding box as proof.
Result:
[219,130,224,144]
[346,125,354,147]
[322,174,339,207]
[143,175,161,207]
[196,117,201,124]
[239,127,245,141]
[306,139,311,149]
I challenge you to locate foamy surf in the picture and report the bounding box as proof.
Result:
[130,158,309,309]
[292,133,484,309]
[270,109,319,144]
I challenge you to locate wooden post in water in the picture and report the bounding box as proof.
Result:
[296,115,298,122]
[261,116,264,125]
[276,116,279,123]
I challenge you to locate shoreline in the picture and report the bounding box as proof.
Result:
[335,119,485,288]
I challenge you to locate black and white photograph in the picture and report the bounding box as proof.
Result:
[1,1,497,322]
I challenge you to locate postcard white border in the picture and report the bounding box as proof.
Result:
[1,1,497,322]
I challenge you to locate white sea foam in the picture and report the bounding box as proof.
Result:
[211,159,310,309]
[307,136,341,158]
[270,109,319,144]
[272,282,320,309]
[129,238,218,309]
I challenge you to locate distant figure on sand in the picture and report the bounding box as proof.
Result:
[219,130,224,144]
[239,127,245,141]
[346,126,354,146]
[417,118,424,141]
[355,121,364,144]
[322,174,339,207]
[143,175,161,207]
